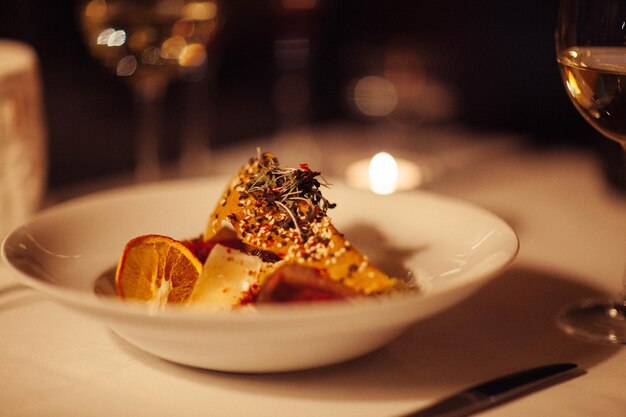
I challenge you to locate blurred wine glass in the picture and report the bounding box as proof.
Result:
[77,0,219,180]
[555,0,626,343]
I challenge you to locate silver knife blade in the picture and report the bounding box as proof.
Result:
[401,363,583,417]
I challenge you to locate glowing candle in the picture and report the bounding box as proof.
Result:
[368,152,399,195]
[345,152,422,194]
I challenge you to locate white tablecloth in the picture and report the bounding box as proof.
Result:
[1,131,625,417]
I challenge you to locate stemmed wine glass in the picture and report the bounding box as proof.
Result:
[78,0,219,180]
[556,0,626,343]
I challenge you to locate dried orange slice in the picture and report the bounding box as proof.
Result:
[115,234,203,305]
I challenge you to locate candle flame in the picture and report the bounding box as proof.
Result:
[369,152,399,195]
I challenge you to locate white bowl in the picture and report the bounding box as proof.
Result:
[1,177,518,373]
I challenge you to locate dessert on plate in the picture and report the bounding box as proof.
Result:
[115,151,406,310]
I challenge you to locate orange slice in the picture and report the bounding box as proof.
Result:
[115,234,203,305]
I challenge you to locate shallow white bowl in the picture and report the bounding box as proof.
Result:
[2,177,518,373]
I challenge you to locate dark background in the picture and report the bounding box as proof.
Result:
[0,1,612,190]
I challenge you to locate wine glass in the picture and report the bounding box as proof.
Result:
[556,0,626,343]
[78,0,219,180]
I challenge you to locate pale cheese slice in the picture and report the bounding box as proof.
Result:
[189,244,263,309]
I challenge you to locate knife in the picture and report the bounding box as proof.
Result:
[400,363,583,417]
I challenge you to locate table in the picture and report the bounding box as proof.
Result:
[1,127,625,416]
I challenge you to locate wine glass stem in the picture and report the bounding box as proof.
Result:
[620,263,626,309]
[133,79,167,181]
[622,145,626,309]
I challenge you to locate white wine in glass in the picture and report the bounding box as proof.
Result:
[79,0,219,179]
[556,0,626,343]
[558,47,626,150]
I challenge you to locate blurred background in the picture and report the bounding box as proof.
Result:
[0,0,623,193]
